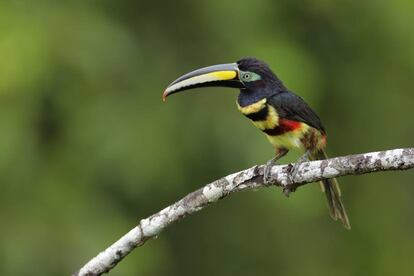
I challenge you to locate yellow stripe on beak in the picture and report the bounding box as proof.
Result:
[164,70,237,94]
[209,70,237,80]
[162,62,242,101]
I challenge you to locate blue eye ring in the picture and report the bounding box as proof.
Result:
[239,70,261,82]
[241,72,252,81]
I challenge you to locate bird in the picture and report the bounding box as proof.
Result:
[162,57,350,229]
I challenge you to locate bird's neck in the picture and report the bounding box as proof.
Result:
[237,87,280,107]
[237,90,264,107]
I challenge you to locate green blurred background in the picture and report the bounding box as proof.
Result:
[1,0,414,275]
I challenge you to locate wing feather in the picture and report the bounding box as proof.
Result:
[268,91,325,133]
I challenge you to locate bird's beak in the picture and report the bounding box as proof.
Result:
[162,63,243,101]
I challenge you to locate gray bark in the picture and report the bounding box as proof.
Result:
[74,148,414,276]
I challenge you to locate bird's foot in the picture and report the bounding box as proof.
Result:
[283,150,312,197]
[296,150,312,164]
[263,149,289,186]
[263,158,276,186]
[282,165,298,197]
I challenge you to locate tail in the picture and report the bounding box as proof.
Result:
[313,149,351,229]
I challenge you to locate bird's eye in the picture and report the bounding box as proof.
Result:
[242,72,252,80]
[240,71,261,82]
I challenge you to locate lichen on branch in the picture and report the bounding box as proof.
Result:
[75,148,414,276]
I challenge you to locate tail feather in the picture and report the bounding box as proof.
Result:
[313,150,351,229]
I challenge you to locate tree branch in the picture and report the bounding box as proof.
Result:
[74,148,414,276]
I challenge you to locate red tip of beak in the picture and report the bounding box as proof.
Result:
[162,91,168,102]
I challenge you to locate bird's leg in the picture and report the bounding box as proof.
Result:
[296,149,312,163]
[264,148,289,185]
[284,150,313,196]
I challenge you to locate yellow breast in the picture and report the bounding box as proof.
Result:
[265,125,309,150]
[254,105,278,130]
[237,99,279,130]
[237,98,312,151]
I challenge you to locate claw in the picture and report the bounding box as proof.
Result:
[263,148,289,186]
[263,159,276,185]
[283,150,312,197]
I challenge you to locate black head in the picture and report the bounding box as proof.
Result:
[236,57,286,92]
